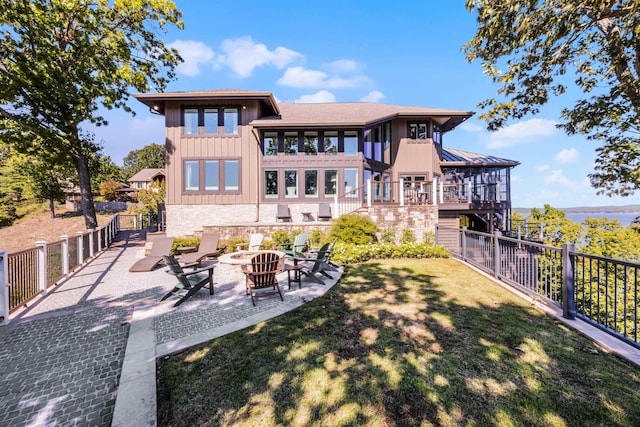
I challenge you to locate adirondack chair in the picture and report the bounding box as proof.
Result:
[241,252,283,306]
[280,233,307,258]
[276,204,292,222]
[293,242,334,285]
[236,233,264,251]
[317,203,332,221]
[179,233,222,265]
[129,237,174,272]
[161,255,216,307]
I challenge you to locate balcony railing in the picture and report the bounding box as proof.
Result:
[437,226,640,349]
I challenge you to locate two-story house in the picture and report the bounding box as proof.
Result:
[134,89,518,239]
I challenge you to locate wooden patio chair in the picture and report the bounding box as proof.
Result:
[280,233,307,258]
[236,233,264,251]
[161,255,216,306]
[179,232,222,265]
[276,204,292,222]
[129,237,174,272]
[317,203,332,221]
[241,252,283,306]
[293,242,334,285]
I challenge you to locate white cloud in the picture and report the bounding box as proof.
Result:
[294,90,336,103]
[168,40,215,77]
[277,66,369,89]
[544,169,574,187]
[459,121,484,132]
[325,59,361,73]
[361,90,385,103]
[486,118,558,149]
[215,36,302,78]
[536,164,550,172]
[555,148,580,163]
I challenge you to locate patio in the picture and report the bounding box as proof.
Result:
[0,230,341,427]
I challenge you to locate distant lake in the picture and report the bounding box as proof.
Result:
[565,212,639,227]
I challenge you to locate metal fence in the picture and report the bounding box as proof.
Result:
[438,226,639,349]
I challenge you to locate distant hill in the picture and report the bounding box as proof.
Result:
[514,205,640,216]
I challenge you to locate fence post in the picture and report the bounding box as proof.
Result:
[333,195,339,218]
[88,229,95,258]
[399,178,405,206]
[366,179,372,207]
[77,231,84,265]
[461,227,467,260]
[432,179,438,205]
[494,230,501,279]
[36,241,47,293]
[60,235,69,276]
[439,180,444,204]
[562,243,576,319]
[0,250,9,325]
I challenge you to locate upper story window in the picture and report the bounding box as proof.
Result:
[344,131,358,155]
[433,124,442,144]
[409,122,428,139]
[284,132,298,155]
[323,131,338,154]
[182,106,239,136]
[263,132,278,156]
[304,132,318,155]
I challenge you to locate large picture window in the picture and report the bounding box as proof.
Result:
[324,169,337,196]
[184,159,240,193]
[305,170,318,197]
[264,170,278,198]
[285,170,298,197]
[344,168,358,196]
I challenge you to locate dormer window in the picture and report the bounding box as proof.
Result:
[408,122,429,139]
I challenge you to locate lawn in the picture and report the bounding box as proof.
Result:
[157,258,640,426]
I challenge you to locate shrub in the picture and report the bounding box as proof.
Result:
[423,230,436,245]
[380,228,395,243]
[331,241,450,265]
[171,236,202,255]
[309,229,325,247]
[269,229,290,247]
[400,228,416,244]
[329,214,378,245]
[0,193,16,227]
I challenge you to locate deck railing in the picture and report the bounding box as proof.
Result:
[0,214,121,325]
[437,226,640,349]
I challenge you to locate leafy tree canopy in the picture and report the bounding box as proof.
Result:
[122,143,166,179]
[464,1,640,197]
[0,0,183,229]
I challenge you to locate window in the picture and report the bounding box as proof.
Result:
[324,131,338,154]
[224,160,239,190]
[285,170,298,197]
[284,132,298,155]
[383,123,391,163]
[184,159,240,192]
[263,132,278,156]
[409,122,428,139]
[224,108,238,134]
[184,109,199,135]
[182,107,239,135]
[204,160,219,190]
[204,108,218,134]
[344,131,358,155]
[433,124,441,144]
[184,161,199,190]
[304,132,318,155]
[325,169,337,196]
[364,129,372,159]
[344,168,358,196]
[305,170,318,197]
[264,170,278,198]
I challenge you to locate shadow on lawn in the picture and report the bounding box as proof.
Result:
[157,260,640,426]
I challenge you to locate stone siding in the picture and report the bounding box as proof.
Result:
[364,205,439,243]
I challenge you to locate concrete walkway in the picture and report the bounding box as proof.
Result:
[0,231,341,427]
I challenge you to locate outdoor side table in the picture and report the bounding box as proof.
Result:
[284,263,304,289]
[301,212,313,222]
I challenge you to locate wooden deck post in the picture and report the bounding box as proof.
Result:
[36,241,47,293]
[399,178,404,206]
[60,235,69,276]
[88,229,95,258]
[77,231,84,265]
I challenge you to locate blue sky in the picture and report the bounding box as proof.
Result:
[87,0,640,209]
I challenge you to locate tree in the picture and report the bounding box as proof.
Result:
[0,0,183,229]
[122,143,166,179]
[528,204,583,246]
[99,178,122,202]
[464,1,640,196]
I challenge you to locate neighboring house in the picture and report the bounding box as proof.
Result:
[127,168,165,190]
[134,90,519,238]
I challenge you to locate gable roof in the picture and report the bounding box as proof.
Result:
[252,102,473,132]
[128,168,165,182]
[441,147,519,167]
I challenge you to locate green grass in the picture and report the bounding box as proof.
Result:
[157,258,640,426]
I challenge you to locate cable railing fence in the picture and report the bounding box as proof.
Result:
[437,226,640,349]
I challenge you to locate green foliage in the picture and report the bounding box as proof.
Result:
[329,214,378,245]
[171,237,202,256]
[131,181,165,216]
[99,178,122,202]
[380,228,395,243]
[400,229,416,244]
[90,154,125,187]
[269,229,291,247]
[580,217,640,262]
[464,1,640,196]
[423,230,436,245]
[0,192,16,226]
[122,143,166,179]
[309,229,324,247]
[331,241,450,265]
[0,0,183,229]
